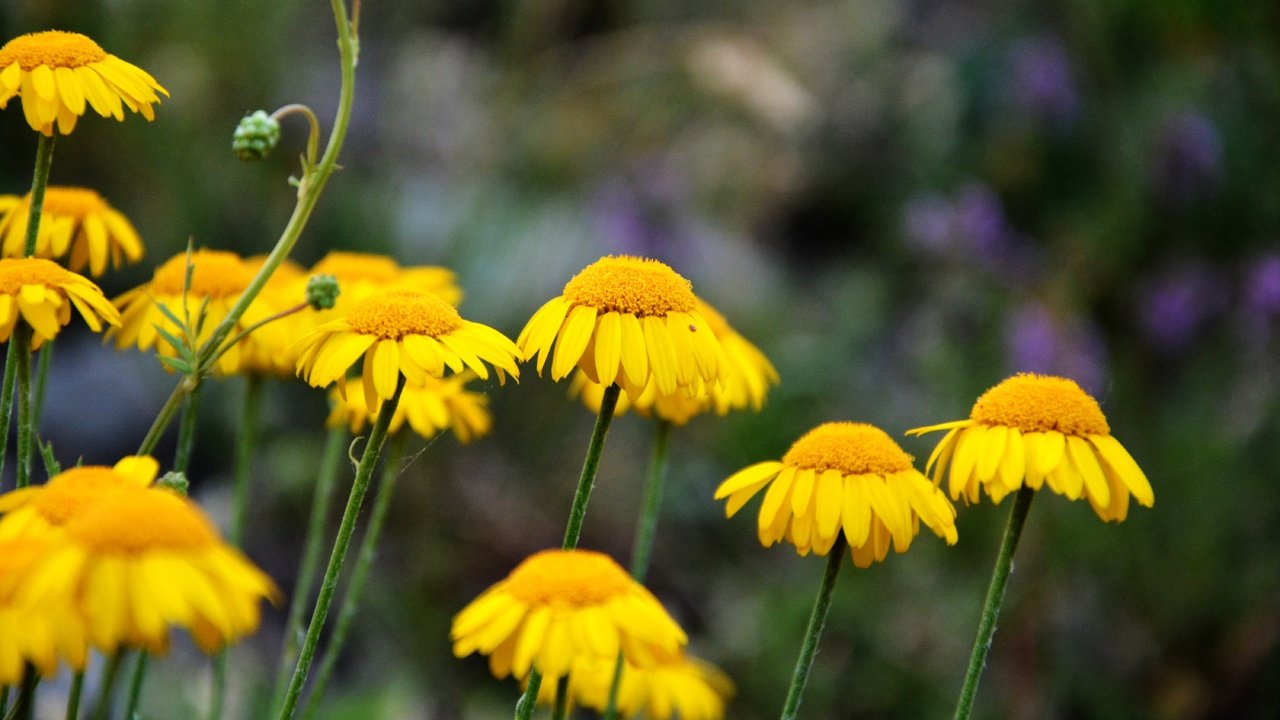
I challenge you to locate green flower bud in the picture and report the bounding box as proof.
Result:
[232,110,281,161]
[306,274,341,310]
[158,471,190,496]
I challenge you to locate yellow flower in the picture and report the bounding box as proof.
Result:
[517,256,726,397]
[17,487,278,654]
[538,651,734,719]
[0,186,144,276]
[0,257,120,347]
[308,250,463,309]
[111,249,290,376]
[0,536,88,684]
[451,549,687,684]
[238,256,308,376]
[327,372,492,443]
[294,288,520,412]
[907,373,1155,522]
[0,455,159,539]
[714,422,958,568]
[0,30,167,135]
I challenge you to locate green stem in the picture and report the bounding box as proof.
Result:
[779,535,847,720]
[230,375,263,545]
[22,133,56,258]
[550,676,570,720]
[208,656,227,720]
[514,674,542,720]
[953,487,1035,720]
[273,428,347,707]
[173,380,201,475]
[90,653,123,720]
[123,652,148,720]
[0,341,16,488]
[135,0,359,456]
[274,379,403,720]
[65,671,84,720]
[3,670,36,720]
[13,329,32,489]
[32,343,50,429]
[300,434,407,719]
[561,383,621,549]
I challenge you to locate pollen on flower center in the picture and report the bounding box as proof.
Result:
[150,250,254,297]
[65,490,217,553]
[970,373,1110,436]
[782,422,914,475]
[345,290,463,339]
[563,256,696,317]
[0,257,71,294]
[312,251,401,282]
[0,31,107,70]
[36,186,106,216]
[504,549,633,606]
[32,467,141,525]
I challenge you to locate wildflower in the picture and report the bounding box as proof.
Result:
[539,652,733,720]
[0,256,120,347]
[715,422,958,567]
[295,289,519,411]
[907,373,1154,522]
[327,372,492,443]
[17,487,277,654]
[308,250,462,308]
[0,186,143,276]
[0,455,158,539]
[517,256,725,397]
[451,549,687,684]
[0,30,167,136]
[0,536,88,684]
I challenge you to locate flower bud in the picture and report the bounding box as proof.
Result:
[232,111,281,161]
[306,274,341,310]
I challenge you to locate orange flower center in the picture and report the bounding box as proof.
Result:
[36,186,107,217]
[311,252,401,283]
[31,467,137,526]
[0,257,71,295]
[563,256,695,317]
[345,290,462,340]
[970,373,1110,436]
[0,31,107,70]
[65,490,218,553]
[504,549,633,607]
[150,250,254,297]
[782,422,914,475]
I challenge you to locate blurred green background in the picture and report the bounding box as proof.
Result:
[3,0,1279,717]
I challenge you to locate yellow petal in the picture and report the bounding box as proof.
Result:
[1089,434,1154,507]
[977,424,1007,482]
[713,460,783,500]
[618,313,648,389]
[551,305,597,381]
[593,311,622,387]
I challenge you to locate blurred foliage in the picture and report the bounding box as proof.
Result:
[4,0,1280,717]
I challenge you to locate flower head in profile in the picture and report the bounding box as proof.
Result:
[715,422,958,568]
[0,455,158,539]
[296,289,519,412]
[327,372,492,443]
[0,186,144,276]
[451,549,687,684]
[907,373,1154,522]
[0,536,88,684]
[518,256,726,397]
[0,30,167,135]
[537,651,733,719]
[0,257,120,348]
[17,487,278,654]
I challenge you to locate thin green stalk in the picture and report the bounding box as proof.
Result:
[273,427,347,706]
[2,670,36,720]
[515,675,542,720]
[13,329,32,488]
[300,434,407,719]
[65,671,84,720]
[275,379,403,720]
[123,653,148,720]
[0,341,16,488]
[22,133,56,257]
[602,418,673,719]
[32,343,51,428]
[779,535,848,720]
[173,381,202,474]
[550,676,570,720]
[90,653,123,720]
[953,487,1035,720]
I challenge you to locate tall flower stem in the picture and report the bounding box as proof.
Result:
[275,379,404,720]
[273,427,347,706]
[90,653,123,720]
[953,486,1035,720]
[300,433,407,719]
[123,653,147,720]
[550,676,571,720]
[602,418,673,719]
[780,535,848,720]
[32,345,51,428]
[65,671,84,720]
[13,329,33,488]
[173,381,202,474]
[515,382,622,720]
[0,343,16,488]
[22,133,56,257]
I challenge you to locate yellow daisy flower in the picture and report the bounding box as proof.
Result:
[538,651,734,720]
[0,256,120,348]
[907,373,1155,522]
[517,256,726,397]
[0,536,88,684]
[451,549,687,685]
[0,455,159,539]
[0,186,144,276]
[714,422,958,568]
[111,249,290,376]
[294,288,520,412]
[0,30,167,136]
[17,487,279,654]
[327,372,492,443]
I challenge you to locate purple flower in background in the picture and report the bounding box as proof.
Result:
[1009,37,1079,126]
[953,183,1009,261]
[902,194,953,253]
[1244,253,1280,317]
[901,183,1013,269]
[1005,302,1107,395]
[1137,263,1229,353]
[1151,112,1224,205]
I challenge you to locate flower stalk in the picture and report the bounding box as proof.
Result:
[780,535,848,720]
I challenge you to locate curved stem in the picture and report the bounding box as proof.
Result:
[273,427,347,707]
[22,133,56,258]
[90,653,123,720]
[953,487,1035,720]
[123,652,147,720]
[300,434,407,719]
[65,671,84,720]
[779,535,847,720]
[561,383,621,549]
[274,379,403,720]
[13,329,32,488]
